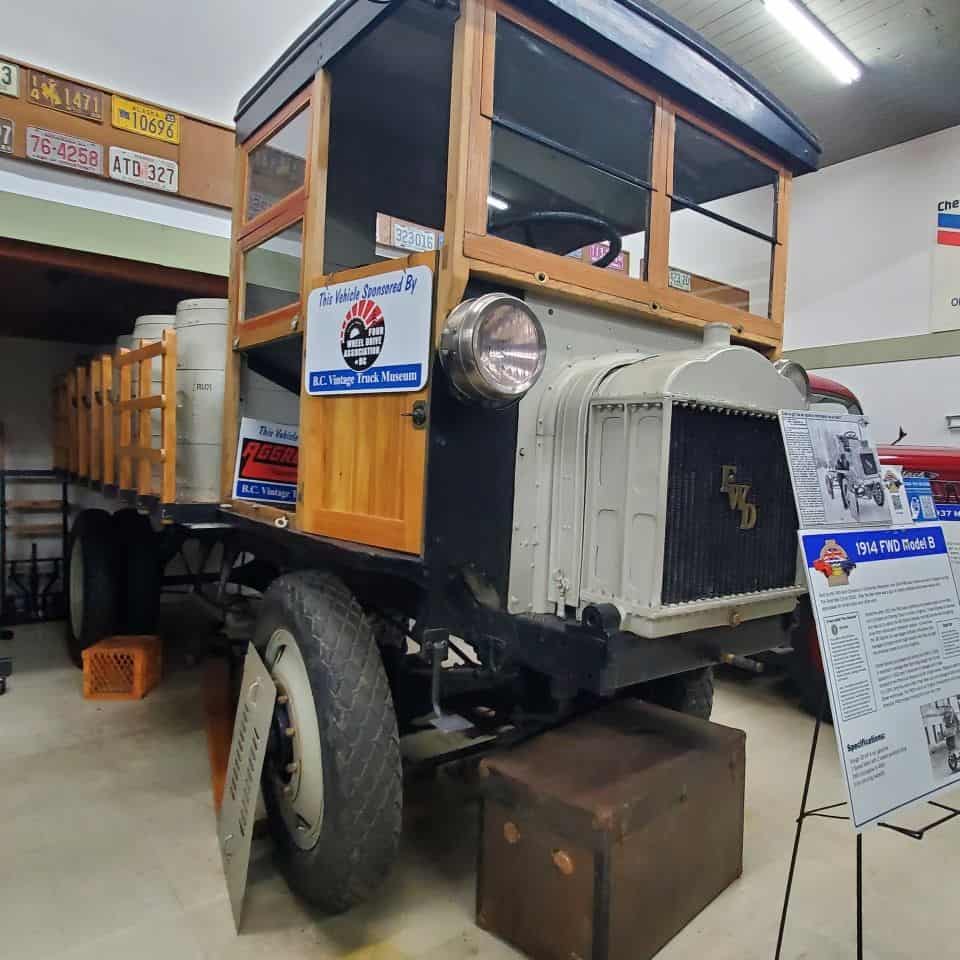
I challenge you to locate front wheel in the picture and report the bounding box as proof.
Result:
[254,571,402,913]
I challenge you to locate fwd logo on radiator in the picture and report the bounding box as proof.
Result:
[720,465,758,530]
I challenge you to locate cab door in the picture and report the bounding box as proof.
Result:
[297,252,436,555]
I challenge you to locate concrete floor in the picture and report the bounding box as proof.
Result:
[2,618,958,960]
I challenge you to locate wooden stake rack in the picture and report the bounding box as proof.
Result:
[54,331,178,506]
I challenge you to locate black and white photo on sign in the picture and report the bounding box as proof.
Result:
[814,420,889,524]
[920,696,960,783]
[780,412,894,527]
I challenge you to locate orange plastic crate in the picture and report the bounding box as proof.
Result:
[82,635,163,700]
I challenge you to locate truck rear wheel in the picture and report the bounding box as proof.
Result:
[254,571,402,912]
[641,666,714,720]
[112,510,162,634]
[65,510,119,667]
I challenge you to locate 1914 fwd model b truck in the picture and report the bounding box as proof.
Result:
[59,0,822,912]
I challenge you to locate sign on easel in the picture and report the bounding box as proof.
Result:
[781,410,960,829]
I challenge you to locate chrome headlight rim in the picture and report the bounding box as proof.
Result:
[440,293,547,407]
[773,358,810,403]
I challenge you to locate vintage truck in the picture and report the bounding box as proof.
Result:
[58,0,822,911]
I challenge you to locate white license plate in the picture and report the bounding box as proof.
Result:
[108,146,179,193]
[0,118,12,155]
[392,221,439,252]
[0,60,18,98]
[26,126,102,174]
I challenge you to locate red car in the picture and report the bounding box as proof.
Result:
[789,375,960,716]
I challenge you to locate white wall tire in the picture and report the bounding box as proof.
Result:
[254,571,401,912]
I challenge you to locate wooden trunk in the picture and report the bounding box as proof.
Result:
[477,700,746,960]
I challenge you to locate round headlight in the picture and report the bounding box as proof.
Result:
[773,358,810,403]
[440,294,547,406]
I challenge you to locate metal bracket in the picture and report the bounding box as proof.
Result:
[422,629,471,733]
[218,644,277,931]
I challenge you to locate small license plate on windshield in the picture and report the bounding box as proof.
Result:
[26,126,102,174]
[108,146,178,193]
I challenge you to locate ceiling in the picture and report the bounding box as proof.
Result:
[655,0,960,166]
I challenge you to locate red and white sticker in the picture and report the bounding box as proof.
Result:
[26,126,102,175]
[108,146,179,193]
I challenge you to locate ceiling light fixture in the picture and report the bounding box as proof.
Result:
[763,0,862,84]
[487,195,510,211]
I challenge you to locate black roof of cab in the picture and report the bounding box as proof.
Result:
[235,0,821,174]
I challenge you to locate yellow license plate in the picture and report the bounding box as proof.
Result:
[112,95,180,145]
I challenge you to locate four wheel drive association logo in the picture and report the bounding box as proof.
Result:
[340,299,385,371]
[813,539,856,587]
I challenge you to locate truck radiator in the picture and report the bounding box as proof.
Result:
[661,404,798,605]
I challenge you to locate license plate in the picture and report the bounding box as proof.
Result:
[26,127,102,174]
[392,221,440,252]
[0,61,18,98]
[112,95,180,145]
[28,70,103,121]
[108,146,178,193]
[669,267,692,292]
[0,118,12,155]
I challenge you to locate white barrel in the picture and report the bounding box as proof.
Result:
[174,299,228,502]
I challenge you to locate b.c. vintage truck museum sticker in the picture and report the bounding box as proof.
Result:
[304,265,432,396]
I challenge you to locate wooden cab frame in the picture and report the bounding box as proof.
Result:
[221,0,815,555]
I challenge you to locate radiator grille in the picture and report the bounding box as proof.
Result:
[662,404,798,605]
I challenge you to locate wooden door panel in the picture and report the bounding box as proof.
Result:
[297,251,436,555]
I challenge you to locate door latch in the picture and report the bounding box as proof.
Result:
[402,400,427,429]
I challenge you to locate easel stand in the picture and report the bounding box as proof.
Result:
[774,694,960,959]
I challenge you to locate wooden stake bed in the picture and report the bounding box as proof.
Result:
[477,701,746,960]
[53,330,187,516]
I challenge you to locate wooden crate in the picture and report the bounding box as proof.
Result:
[82,636,163,700]
[477,700,745,960]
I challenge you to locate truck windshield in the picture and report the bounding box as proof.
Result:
[487,18,654,275]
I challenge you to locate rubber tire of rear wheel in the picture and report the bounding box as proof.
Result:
[641,666,714,720]
[112,510,162,634]
[65,510,119,668]
[255,571,402,913]
[788,599,832,723]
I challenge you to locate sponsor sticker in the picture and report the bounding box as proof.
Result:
[232,417,299,505]
[305,265,432,396]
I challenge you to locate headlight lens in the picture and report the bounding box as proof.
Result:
[441,294,546,406]
[773,358,810,402]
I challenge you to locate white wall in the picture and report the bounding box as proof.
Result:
[0,337,89,560]
[785,124,960,350]
[812,357,960,447]
[3,0,334,125]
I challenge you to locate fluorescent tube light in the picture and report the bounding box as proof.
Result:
[763,0,862,84]
[487,195,510,211]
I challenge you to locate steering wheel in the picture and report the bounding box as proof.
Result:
[488,211,623,268]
